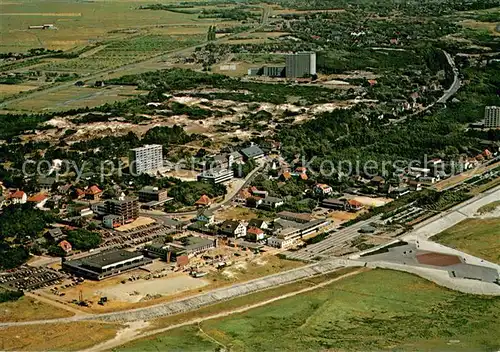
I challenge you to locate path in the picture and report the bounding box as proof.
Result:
[81,268,365,352]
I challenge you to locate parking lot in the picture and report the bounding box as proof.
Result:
[0,266,64,291]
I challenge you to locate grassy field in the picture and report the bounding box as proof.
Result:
[433,218,500,264]
[0,0,202,52]
[115,269,500,352]
[477,200,500,215]
[0,322,121,351]
[12,85,147,111]
[0,296,74,322]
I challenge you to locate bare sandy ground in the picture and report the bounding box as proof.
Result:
[96,276,209,303]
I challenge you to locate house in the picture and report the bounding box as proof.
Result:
[9,190,27,204]
[195,194,212,207]
[370,176,385,186]
[58,240,72,254]
[321,198,349,211]
[260,196,284,209]
[103,214,124,228]
[73,188,86,200]
[85,185,103,201]
[240,145,265,161]
[279,171,292,181]
[235,188,252,204]
[219,220,246,238]
[247,218,268,230]
[483,149,493,159]
[37,177,56,192]
[267,236,295,249]
[250,186,268,198]
[45,227,65,242]
[314,183,333,196]
[27,193,48,209]
[348,199,364,212]
[246,227,265,242]
[196,208,215,224]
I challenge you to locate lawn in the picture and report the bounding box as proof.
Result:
[0,322,121,351]
[433,218,500,264]
[115,269,500,352]
[0,296,74,322]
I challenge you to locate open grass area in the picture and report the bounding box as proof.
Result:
[11,85,147,111]
[0,296,74,322]
[115,269,500,352]
[0,0,201,52]
[0,322,121,351]
[477,200,500,215]
[433,218,500,264]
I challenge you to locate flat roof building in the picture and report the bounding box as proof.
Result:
[485,106,500,128]
[138,186,172,207]
[285,52,316,78]
[129,144,163,175]
[62,249,152,280]
[197,168,234,184]
[105,196,139,223]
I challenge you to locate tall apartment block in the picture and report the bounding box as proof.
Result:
[129,144,163,174]
[285,52,317,78]
[484,106,500,128]
[105,197,139,223]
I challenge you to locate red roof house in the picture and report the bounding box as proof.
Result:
[195,194,212,207]
[58,240,72,254]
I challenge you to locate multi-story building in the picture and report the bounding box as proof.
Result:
[485,106,500,128]
[197,168,234,184]
[129,144,163,174]
[263,66,286,77]
[138,186,170,203]
[105,197,139,223]
[285,52,316,78]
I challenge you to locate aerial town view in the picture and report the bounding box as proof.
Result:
[0,0,499,351]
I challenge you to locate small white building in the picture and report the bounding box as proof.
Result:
[267,236,296,249]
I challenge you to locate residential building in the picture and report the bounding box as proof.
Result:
[58,240,72,254]
[250,187,268,198]
[129,144,163,174]
[9,190,27,204]
[484,106,500,128]
[103,214,125,228]
[62,249,152,280]
[348,199,364,212]
[104,196,139,223]
[195,194,212,207]
[37,177,56,192]
[247,219,268,230]
[260,196,284,209]
[45,227,65,242]
[196,208,215,224]
[219,220,247,238]
[138,186,170,203]
[246,227,266,241]
[314,183,333,196]
[197,168,234,184]
[27,193,48,209]
[240,145,265,161]
[285,52,316,78]
[85,185,102,201]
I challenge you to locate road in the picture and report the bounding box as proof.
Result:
[284,215,383,261]
[0,6,272,110]
[437,51,461,104]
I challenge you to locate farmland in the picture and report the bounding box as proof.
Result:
[433,218,500,264]
[115,269,500,352]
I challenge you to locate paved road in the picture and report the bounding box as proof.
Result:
[284,215,383,261]
[437,51,461,104]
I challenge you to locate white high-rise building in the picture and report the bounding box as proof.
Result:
[484,106,500,128]
[285,52,316,78]
[129,144,163,174]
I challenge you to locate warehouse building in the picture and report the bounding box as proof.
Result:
[62,249,152,280]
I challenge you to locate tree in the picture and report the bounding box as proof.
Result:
[66,229,102,251]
